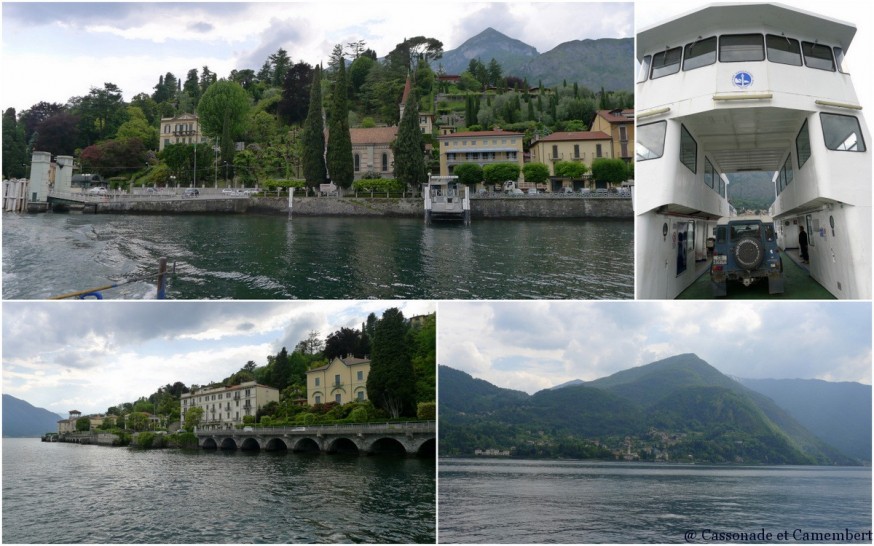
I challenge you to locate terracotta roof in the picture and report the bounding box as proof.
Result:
[350,127,398,145]
[438,130,524,139]
[534,131,612,143]
[597,109,634,123]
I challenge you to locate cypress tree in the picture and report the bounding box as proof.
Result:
[326,60,354,189]
[301,66,327,187]
[393,88,426,187]
[366,308,415,418]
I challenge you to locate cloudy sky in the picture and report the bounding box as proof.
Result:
[637,0,871,111]
[439,301,872,394]
[2,300,434,416]
[1,1,633,113]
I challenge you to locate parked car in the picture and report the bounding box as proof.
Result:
[507,188,524,195]
[710,217,783,296]
[183,188,199,198]
[579,188,591,195]
[86,186,108,194]
[560,187,575,194]
[527,188,539,195]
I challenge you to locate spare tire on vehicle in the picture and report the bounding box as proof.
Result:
[734,237,764,270]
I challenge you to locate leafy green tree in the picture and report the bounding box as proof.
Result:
[2,108,28,179]
[453,163,483,187]
[76,417,91,432]
[152,72,178,104]
[325,327,369,360]
[19,101,65,144]
[268,48,292,87]
[278,62,313,126]
[591,158,628,186]
[116,107,159,150]
[554,161,588,179]
[483,162,521,185]
[73,82,128,145]
[301,66,327,186]
[127,412,151,432]
[197,80,250,166]
[409,313,436,404]
[233,148,262,186]
[348,55,376,99]
[523,162,550,184]
[393,88,426,187]
[366,308,415,418]
[79,138,147,178]
[327,59,354,189]
[183,406,203,432]
[183,68,201,107]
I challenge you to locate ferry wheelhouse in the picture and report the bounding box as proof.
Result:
[635,3,870,299]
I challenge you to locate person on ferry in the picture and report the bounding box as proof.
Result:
[799,225,809,264]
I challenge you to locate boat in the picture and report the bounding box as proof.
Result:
[424,175,470,225]
[635,3,870,299]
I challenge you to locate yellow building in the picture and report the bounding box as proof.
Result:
[158,113,209,151]
[591,109,634,163]
[437,130,524,178]
[529,130,614,178]
[351,127,398,180]
[306,356,371,405]
[180,381,279,431]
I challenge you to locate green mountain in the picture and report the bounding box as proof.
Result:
[3,394,63,437]
[739,378,871,462]
[439,28,633,91]
[439,355,859,465]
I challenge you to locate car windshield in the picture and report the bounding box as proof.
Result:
[730,223,761,239]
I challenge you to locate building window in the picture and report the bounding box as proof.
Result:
[357,391,365,401]
[334,374,341,386]
[651,47,682,79]
[596,144,602,158]
[335,394,341,404]
[766,34,802,66]
[796,120,811,168]
[315,395,321,404]
[719,34,765,62]
[619,126,628,141]
[552,145,559,159]
[573,145,580,158]
[315,377,320,386]
[354,154,360,172]
[382,153,388,171]
[357,371,363,381]
[820,113,866,152]
[680,125,697,173]
[683,36,717,71]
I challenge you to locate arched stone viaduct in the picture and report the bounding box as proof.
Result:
[195,421,435,457]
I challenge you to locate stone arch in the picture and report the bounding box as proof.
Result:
[416,438,436,457]
[240,437,261,451]
[220,437,238,450]
[202,437,218,449]
[292,437,321,453]
[326,436,360,455]
[265,437,288,452]
[369,437,407,455]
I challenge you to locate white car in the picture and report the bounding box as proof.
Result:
[86,187,108,194]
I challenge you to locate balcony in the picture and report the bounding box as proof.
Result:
[172,129,197,137]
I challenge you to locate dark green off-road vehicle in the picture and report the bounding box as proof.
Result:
[710,218,783,297]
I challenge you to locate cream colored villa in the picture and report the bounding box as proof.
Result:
[437,130,524,177]
[180,381,279,430]
[306,356,371,406]
[158,113,209,151]
[528,131,614,175]
[591,108,635,162]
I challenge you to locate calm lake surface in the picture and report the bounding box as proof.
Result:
[1,213,633,300]
[2,438,435,544]
[438,458,872,544]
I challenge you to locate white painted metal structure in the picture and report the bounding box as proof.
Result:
[635,3,869,299]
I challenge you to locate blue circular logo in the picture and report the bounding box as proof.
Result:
[732,71,753,89]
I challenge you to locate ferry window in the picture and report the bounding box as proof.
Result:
[650,47,682,79]
[719,178,725,197]
[683,36,717,71]
[834,47,847,73]
[680,125,697,174]
[719,34,765,62]
[637,55,652,83]
[766,34,802,66]
[802,42,835,71]
[636,121,666,161]
[821,113,866,152]
[704,158,715,188]
[784,155,794,185]
[796,120,812,167]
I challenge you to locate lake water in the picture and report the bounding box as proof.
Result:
[2,438,435,544]
[438,458,872,544]
[1,213,633,300]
